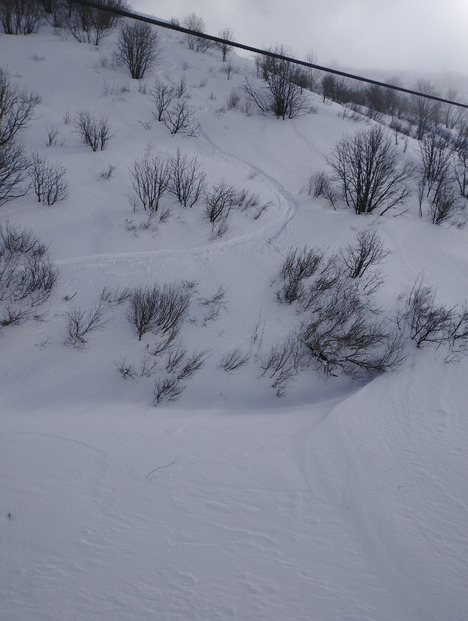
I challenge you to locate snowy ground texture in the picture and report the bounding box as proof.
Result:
[1,18,468,621]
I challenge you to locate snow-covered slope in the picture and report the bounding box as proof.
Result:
[1,22,467,621]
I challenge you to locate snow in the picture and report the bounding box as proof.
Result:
[1,21,468,621]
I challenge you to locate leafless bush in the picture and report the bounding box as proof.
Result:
[216,27,234,61]
[64,300,109,348]
[0,0,43,35]
[340,228,389,293]
[327,126,413,215]
[149,79,177,122]
[114,21,160,79]
[0,141,29,205]
[0,224,58,326]
[0,67,40,147]
[73,110,112,151]
[126,283,191,341]
[130,149,170,212]
[261,336,309,396]
[226,89,241,110]
[299,284,404,379]
[44,122,63,147]
[199,284,227,323]
[453,145,468,198]
[28,151,69,205]
[65,0,127,45]
[162,99,198,136]
[183,13,212,53]
[220,348,249,371]
[168,149,205,208]
[204,181,239,223]
[210,218,230,239]
[99,164,116,180]
[154,376,185,404]
[251,45,316,119]
[174,350,208,380]
[99,285,131,307]
[308,171,338,208]
[277,246,324,304]
[429,184,465,227]
[397,276,455,348]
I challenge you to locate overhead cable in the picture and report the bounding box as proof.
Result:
[68,0,468,111]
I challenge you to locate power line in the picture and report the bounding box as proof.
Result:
[68,0,468,111]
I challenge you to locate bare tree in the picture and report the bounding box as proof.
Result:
[28,152,69,205]
[73,110,112,151]
[217,27,234,62]
[129,149,170,212]
[168,149,205,208]
[321,74,349,104]
[114,21,160,79]
[0,141,29,205]
[412,80,439,140]
[327,126,413,215]
[0,67,40,147]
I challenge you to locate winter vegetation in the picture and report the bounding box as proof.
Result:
[1,6,468,621]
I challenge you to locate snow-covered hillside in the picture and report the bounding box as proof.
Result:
[1,18,468,621]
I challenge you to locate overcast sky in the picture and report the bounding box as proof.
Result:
[131,0,468,77]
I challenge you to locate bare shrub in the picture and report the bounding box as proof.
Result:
[397,276,455,348]
[73,110,112,151]
[299,284,404,378]
[28,151,69,205]
[183,13,212,53]
[220,348,249,371]
[44,122,62,147]
[204,181,239,223]
[250,45,316,119]
[199,284,227,323]
[0,0,43,35]
[429,184,465,227]
[277,246,324,304]
[154,376,185,404]
[149,79,176,122]
[65,0,127,46]
[168,149,205,208]
[226,89,241,110]
[327,126,413,215]
[308,171,338,208]
[0,224,58,326]
[261,336,308,396]
[162,99,198,136]
[114,21,159,79]
[126,283,191,341]
[0,67,40,147]
[340,228,389,293]
[217,27,234,61]
[129,149,170,212]
[64,300,109,348]
[0,141,29,205]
